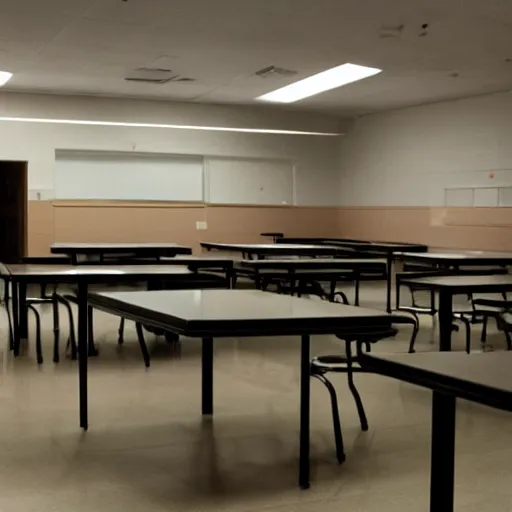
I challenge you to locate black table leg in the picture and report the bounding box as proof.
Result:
[299,334,311,490]
[438,290,453,352]
[430,391,456,512]
[202,337,213,415]
[354,270,361,306]
[87,306,99,356]
[386,256,392,313]
[11,279,20,354]
[77,281,89,430]
[18,282,28,339]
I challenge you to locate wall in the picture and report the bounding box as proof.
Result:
[0,92,347,255]
[337,91,512,250]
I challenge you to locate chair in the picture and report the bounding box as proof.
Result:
[310,316,418,464]
[475,298,512,350]
[1,274,67,364]
[497,311,512,349]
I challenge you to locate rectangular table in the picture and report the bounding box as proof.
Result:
[359,351,512,512]
[396,250,512,268]
[0,264,229,354]
[236,258,387,305]
[401,274,512,351]
[278,240,428,312]
[87,289,395,489]
[51,242,192,264]
[200,242,357,258]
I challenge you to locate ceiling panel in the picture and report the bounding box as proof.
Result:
[2,0,512,115]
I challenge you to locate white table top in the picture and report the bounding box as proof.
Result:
[202,242,343,251]
[403,274,512,289]
[51,242,188,250]
[360,352,512,411]
[1,264,193,277]
[238,258,386,268]
[399,250,512,261]
[89,289,393,337]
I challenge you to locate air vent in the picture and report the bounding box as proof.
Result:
[379,24,404,39]
[124,67,195,84]
[255,66,297,78]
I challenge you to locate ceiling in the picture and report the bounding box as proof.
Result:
[2,0,512,116]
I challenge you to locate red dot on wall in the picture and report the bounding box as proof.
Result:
[489,173,495,179]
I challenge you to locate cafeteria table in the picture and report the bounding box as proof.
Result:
[51,242,192,264]
[0,263,229,355]
[236,258,387,305]
[87,289,396,489]
[200,242,356,259]
[401,274,512,351]
[278,239,428,313]
[359,351,512,512]
[396,250,512,269]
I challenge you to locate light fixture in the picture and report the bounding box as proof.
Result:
[257,63,382,103]
[0,71,13,87]
[0,116,340,136]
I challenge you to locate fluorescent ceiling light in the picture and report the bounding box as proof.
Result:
[257,63,381,103]
[0,116,340,137]
[0,71,13,87]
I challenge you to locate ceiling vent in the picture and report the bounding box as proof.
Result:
[255,66,297,78]
[124,67,195,84]
[379,24,404,39]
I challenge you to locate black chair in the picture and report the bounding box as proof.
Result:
[1,274,68,364]
[59,292,150,366]
[310,316,418,464]
[475,299,512,350]
[497,311,512,348]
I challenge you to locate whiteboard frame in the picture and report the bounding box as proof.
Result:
[204,155,296,206]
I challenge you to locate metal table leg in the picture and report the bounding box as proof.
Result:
[299,334,311,489]
[430,391,456,512]
[11,279,20,354]
[18,282,28,339]
[386,255,393,313]
[354,270,361,306]
[77,281,89,430]
[202,337,213,415]
[438,290,454,352]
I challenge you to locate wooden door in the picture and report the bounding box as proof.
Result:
[0,161,27,263]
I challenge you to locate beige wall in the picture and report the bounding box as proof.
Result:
[27,200,512,255]
[27,201,343,256]
[338,206,512,251]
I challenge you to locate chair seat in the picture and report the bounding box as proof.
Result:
[336,327,398,343]
[398,305,436,315]
[311,355,361,372]
[498,312,512,331]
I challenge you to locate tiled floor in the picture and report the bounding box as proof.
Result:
[0,282,511,511]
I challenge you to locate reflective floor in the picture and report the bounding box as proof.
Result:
[0,282,510,511]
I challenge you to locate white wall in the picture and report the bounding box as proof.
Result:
[0,92,346,206]
[338,91,512,206]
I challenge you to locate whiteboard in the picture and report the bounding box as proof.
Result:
[473,187,498,207]
[445,188,473,206]
[206,157,294,205]
[499,187,512,207]
[54,151,203,201]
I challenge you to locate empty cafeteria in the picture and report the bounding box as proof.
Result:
[0,1,511,511]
